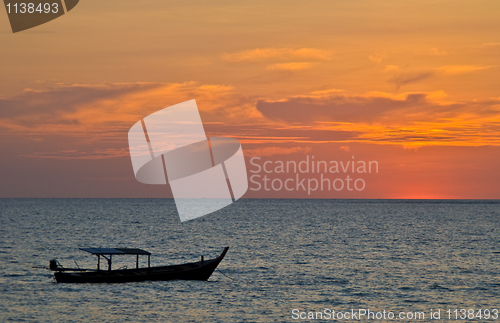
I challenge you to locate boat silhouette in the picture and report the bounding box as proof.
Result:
[50,247,229,284]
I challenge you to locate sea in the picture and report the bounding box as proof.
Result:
[0,199,499,322]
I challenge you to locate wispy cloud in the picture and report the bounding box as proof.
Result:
[244,146,312,156]
[368,52,387,64]
[389,72,435,88]
[436,65,495,75]
[386,64,495,88]
[340,146,350,152]
[428,48,448,56]
[222,47,332,62]
[384,65,400,72]
[267,62,314,71]
[23,148,130,160]
[481,42,500,48]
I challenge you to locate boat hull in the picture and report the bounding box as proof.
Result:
[54,247,228,284]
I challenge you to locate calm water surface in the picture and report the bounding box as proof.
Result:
[0,199,499,322]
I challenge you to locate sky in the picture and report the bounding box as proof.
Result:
[1,0,500,198]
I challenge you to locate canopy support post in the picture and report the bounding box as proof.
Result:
[97,255,100,271]
[136,255,139,269]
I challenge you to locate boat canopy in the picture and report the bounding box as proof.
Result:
[79,248,151,255]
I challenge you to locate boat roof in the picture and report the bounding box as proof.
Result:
[79,248,151,255]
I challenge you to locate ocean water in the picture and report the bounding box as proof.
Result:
[0,199,499,322]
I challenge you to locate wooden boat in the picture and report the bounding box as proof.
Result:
[51,247,229,284]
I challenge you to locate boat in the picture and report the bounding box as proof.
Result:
[50,247,229,283]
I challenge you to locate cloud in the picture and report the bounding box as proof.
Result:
[0,83,159,120]
[0,82,249,134]
[202,123,362,144]
[428,48,447,56]
[23,148,130,160]
[384,65,400,72]
[389,72,435,88]
[222,47,332,62]
[256,92,430,124]
[267,62,314,71]
[481,42,500,48]
[368,52,386,64]
[0,82,268,161]
[386,65,495,88]
[258,91,500,126]
[4,81,500,155]
[436,65,495,75]
[310,89,345,96]
[244,146,312,156]
[340,146,350,152]
[255,91,500,146]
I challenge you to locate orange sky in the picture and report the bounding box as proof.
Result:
[0,0,499,198]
